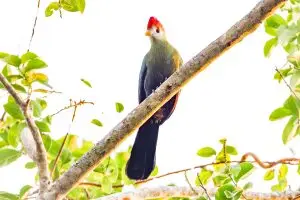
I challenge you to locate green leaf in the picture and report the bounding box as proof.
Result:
[266,14,287,29]
[115,151,129,169]
[282,116,297,144]
[150,165,159,176]
[45,2,60,17]
[196,168,213,185]
[77,0,85,13]
[0,52,9,59]
[264,169,275,180]
[23,58,47,73]
[226,145,238,155]
[234,162,254,182]
[27,72,48,84]
[197,147,216,157]
[298,162,300,175]
[41,134,52,152]
[230,164,241,177]
[101,176,112,194]
[80,78,92,88]
[11,84,26,93]
[91,119,103,127]
[2,65,11,77]
[3,100,24,120]
[0,191,19,200]
[274,67,292,82]
[243,182,253,190]
[8,122,26,147]
[264,37,278,57]
[215,184,238,200]
[25,161,36,169]
[35,121,51,132]
[0,148,22,167]
[284,95,298,115]
[265,25,278,36]
[31,100,42,118]
[21,52,37,63]
[269,107,292,121]
[61,0,78,12]
[213,174,230,187]
[279,164,288,179]
[19,185,32,199]
[4,55,21,67]
[115,102,124,113]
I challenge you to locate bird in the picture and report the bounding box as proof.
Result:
[126,16,183,180]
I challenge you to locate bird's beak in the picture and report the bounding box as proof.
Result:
[145,30,151,36]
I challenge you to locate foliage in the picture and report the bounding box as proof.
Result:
[264,0,300,144]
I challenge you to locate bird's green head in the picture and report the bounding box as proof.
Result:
[145,16,167,42]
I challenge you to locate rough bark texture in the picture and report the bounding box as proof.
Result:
[0,73,50,196]
[47,0,286,199]
[97,186,300,200]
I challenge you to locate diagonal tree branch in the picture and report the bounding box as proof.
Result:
[97,186,300,200]
[47,0,287,199]
[0,74,50,194]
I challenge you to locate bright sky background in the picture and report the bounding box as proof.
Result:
[0,0,300,196]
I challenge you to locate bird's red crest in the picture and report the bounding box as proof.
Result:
[147,16,163,29]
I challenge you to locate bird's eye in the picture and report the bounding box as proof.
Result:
[156,28,160,33]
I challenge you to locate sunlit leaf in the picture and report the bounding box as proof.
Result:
[226,145,238,155]
[196,168,213,185]
[282,116,296,144]
[0,191,18,200]
[0,148,22,167]
[264,169,275,180]
[3,100,24,120]
[4,55,21,67]
[35,121,51,132]
[77,0,85,13]
[197,147,216,157]
[11,84,26,93]
[269,107,292,121]
[21,52,38,63]
[19,185,32,199]
[23,58,47,73]
[80,78,92,88]
[91,119,103,127]
[45,2,60,17]
[264,37,278,57]
[25,162,36,169]
[115,102,124,113]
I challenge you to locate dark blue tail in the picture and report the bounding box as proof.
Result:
[126,119,159,180]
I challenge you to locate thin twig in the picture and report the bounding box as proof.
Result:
[79,153,300,189]
[28,0,41,51]
[50,101,80,178]
[275,66,300,101]
[83,188,90,199]
[0,111,6,121]
[184,171,197,195]
[58,0,63,18]
[51,99,94,117]
[196,173,211,200]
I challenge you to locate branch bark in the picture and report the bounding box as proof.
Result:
[47,0,286,199]
[97,186,300,200]
[0,74,50,195]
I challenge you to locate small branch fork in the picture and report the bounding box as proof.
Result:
[0,73,50,194]
[50,99,94,178]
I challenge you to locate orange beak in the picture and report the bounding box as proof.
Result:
[145,30,151,36]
